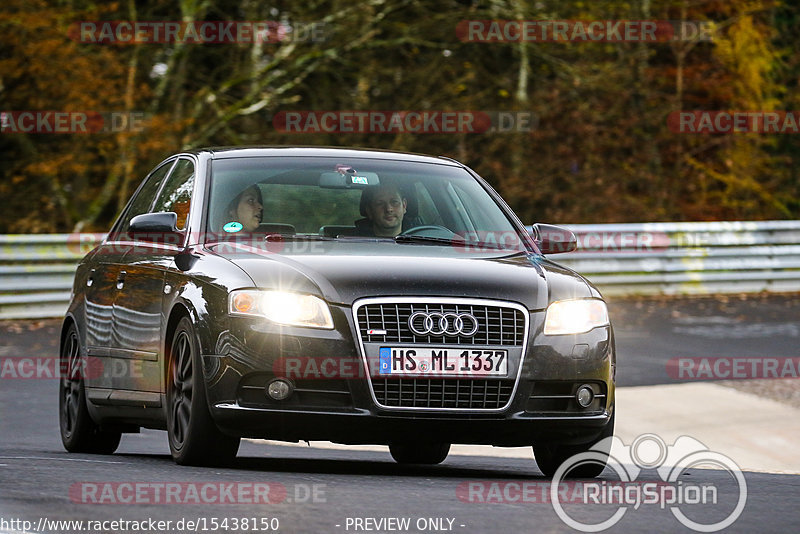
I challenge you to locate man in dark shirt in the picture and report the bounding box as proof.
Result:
[359,184,407,237]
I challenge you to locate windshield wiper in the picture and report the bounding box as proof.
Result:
[394,235,459,246]
[264,233,336,242]
[260,232,523,251]
[395,234,528,252]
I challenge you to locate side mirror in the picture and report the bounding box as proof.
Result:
[530,223,577,254]
[129,212,179,233]
[127,212,183,247]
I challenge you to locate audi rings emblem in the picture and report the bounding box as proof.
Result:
[408,311,479,337]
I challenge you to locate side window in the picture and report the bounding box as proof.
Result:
[152,158,195,230]
[414,182,444,226]
[110,160,175,239]
[446,182,480,233]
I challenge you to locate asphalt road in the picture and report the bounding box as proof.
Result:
[608,293,800,386]
[1,294,799,533]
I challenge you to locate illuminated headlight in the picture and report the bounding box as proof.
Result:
[229,290,334,329]
[543,299,609,335]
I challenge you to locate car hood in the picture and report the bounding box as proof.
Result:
[206,240,593,310]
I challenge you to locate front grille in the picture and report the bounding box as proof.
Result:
[357,302,525,346]
[371,378,514,409]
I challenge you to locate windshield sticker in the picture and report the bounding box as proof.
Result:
[223,221,243,233]
[351,175,369,185]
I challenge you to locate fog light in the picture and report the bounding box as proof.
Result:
[266,379,293,401]
[576,385,594,408]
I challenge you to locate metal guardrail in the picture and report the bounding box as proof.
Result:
[547,220,800,296]
[1,221,799,319]
[0,233,104,320]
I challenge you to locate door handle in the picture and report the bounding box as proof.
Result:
[116,270,127,289]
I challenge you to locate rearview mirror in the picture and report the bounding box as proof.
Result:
[319,171,380,188]
[530,223,577,254]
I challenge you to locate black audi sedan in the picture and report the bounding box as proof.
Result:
[59,147,615,476]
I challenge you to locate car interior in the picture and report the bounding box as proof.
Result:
[207,161,524,251]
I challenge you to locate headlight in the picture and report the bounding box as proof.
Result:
[543,299,609,335]
[229,290,334,329]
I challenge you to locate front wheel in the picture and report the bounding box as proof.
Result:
[389,442,450,465]
[533,411,615,478]
[59,324,121,454]
[167,316,240,466]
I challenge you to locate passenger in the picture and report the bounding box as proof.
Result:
[224,184,263,232]
[359,184,407,237]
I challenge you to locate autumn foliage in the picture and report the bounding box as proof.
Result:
[1,0,798,233]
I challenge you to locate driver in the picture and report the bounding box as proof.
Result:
[360,184,407,237]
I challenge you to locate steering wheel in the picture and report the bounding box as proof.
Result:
[399,225,456,239]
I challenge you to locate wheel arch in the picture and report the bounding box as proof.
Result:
[60,314,78,353]
[163,300,216,399]
[164,303,194,379]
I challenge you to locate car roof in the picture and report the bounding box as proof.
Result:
[186,146,463,166]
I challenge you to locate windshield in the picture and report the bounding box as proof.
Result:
[207,156,528,251]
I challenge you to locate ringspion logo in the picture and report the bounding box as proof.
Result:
[457,480,698,505]
[550,434,746,532]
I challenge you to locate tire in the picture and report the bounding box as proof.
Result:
[533,411,615,478]
[167,316,240,466]
[59,324,121,454]
[389,442,450,465]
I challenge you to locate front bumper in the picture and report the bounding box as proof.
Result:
[203,303,615,446]
[211,404,613,446]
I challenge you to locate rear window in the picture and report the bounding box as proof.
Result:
[259,184,362,233]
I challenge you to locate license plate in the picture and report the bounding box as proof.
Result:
[377,348,507,376]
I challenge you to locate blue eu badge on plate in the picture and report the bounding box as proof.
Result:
[379,348,391,373]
